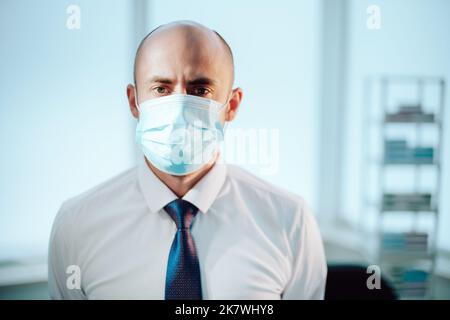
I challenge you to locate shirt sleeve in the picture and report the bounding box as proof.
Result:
[48,202,86,300]
[281,199,327,300]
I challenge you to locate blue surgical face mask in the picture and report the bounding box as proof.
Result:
[135,92,228,176]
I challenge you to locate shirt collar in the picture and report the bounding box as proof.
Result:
[137,156,227,214]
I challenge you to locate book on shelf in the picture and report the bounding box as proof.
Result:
[382,193,432,211]
[384,139,434,164]
[387,266,429,298]
[385,105,435,123]
[380,232,428,253]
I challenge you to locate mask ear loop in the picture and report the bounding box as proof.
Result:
[134,86,141,112]
[221,91,234,132]
[216,92,233,164]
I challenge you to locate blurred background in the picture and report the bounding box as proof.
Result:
[0,0,449,299]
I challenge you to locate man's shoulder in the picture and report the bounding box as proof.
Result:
[54,166,138,226]
[223,165,321,260]
[224,164,307,213]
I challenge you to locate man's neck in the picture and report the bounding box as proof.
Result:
[145,153,218,198]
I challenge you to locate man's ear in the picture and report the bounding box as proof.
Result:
[225,87,243,122]
[127,84,139,119]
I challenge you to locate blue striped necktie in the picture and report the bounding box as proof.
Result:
[164,199,203,300]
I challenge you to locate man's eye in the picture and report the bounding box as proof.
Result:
[192,87,210,96]
[153,86,168,94]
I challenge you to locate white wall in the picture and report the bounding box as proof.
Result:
[0,0,323,260]
[341,0,450,250]
[147,0,322,211]
[0,0,136,259]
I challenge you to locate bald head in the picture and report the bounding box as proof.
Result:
[133,21,234,90]
[127,20,243,128]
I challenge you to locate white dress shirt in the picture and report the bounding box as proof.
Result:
[48,157,327,300]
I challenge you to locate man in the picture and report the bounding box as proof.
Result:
[48,20,327,299]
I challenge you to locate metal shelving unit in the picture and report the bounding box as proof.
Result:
[363,75,445,299]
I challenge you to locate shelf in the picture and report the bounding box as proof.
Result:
[366,157,440,167]
[366,157,441,169]
[379,251,436,263]
[384,118,437,125]
[380,208,437,214]
[384,120,438,125]
[382,161,439,167]
[362,75,445,300]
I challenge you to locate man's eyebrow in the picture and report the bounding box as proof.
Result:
[146,76,173,84]
[144,77,218,86]
[187,77,218,86]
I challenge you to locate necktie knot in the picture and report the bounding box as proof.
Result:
[164,199,199,230]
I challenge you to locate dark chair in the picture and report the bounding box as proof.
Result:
[325,264,398,300]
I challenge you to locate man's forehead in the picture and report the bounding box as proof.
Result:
[134,21,234,86]
[137,44,225,84]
